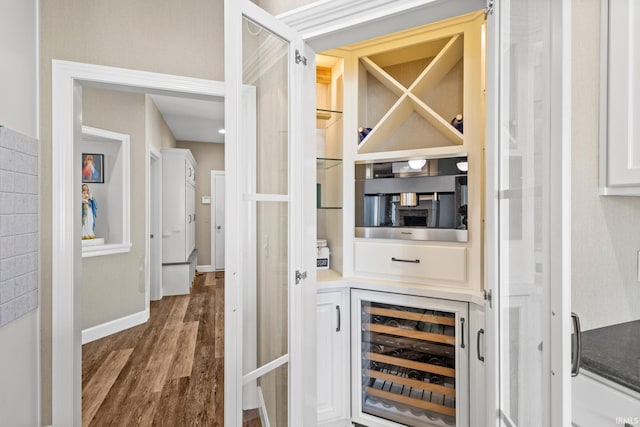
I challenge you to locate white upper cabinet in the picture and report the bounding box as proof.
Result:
[600,0,640,195]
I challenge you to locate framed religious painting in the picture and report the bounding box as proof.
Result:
[81,153,104,183]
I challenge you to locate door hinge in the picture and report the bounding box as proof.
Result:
[484,289,493,308]
[295,49,308,66]
[485,0,494,20]
[295,270,307,284]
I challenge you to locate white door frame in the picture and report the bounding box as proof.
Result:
[51,60,225,425]
[210,170,224,271]
[149,146,162,301]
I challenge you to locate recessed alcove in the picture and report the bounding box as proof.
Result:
[80,125,131,258]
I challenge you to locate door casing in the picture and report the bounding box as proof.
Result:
[51,60,225,425]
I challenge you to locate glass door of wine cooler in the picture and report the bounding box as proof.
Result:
[351,289,469,427]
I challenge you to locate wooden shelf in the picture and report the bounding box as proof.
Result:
[365,387,456,417]
[365,351,455,378]
[364,323,456,346]
[364,306,456,326]
[365,369,455,397]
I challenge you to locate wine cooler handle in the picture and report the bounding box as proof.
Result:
[477,328,485,362]
[572,312,582,377]
[336,305,341,332]
[460,317,466,348]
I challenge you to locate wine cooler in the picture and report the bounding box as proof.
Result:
[351,289,469,427]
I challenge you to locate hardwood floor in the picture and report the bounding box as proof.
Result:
[82,271,224,426]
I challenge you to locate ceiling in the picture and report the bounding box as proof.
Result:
[149,94,225,144]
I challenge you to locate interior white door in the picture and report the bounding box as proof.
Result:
[486,0,571,426]
[224,1,316,426]
[211,170,225,271]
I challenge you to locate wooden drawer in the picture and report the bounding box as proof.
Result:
[354,240,467,283]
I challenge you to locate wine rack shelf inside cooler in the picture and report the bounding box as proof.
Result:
[361,301,458,426]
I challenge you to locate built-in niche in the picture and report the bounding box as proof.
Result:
[80,125,131,257]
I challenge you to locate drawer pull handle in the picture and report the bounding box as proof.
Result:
[460,317,466,348]
[391,257,420,263]
[336,305,341,332]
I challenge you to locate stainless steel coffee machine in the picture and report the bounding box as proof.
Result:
[355,156,468,242]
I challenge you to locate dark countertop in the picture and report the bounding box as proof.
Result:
[581,320,640,393]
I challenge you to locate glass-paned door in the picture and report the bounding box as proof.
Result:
[487,0,571,425]
[225,1,316,426]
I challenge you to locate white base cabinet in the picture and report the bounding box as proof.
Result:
[162,251,197,297]
[317,289,351,426]
[315,285,484,427]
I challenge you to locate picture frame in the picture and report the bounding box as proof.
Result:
[81,153,104,183]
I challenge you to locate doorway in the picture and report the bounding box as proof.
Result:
[51,60,227,425]
[211,170,225,272]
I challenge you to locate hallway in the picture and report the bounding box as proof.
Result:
[81,271,224,426]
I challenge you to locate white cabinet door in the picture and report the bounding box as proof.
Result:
[317,290,350,426]
[223,1,317,425]
[600,0,640,195]
[486,0,571,425]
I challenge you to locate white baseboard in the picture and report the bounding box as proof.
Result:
[81,309,149,344]
[257,386,271,427]
[197,264,215,272]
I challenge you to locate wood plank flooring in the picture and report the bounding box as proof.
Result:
[82,271,225,426]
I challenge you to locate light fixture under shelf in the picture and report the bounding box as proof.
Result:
[456,159,468,172]
[408,159,426,170]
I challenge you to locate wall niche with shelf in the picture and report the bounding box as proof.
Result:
[80,125,132,258]
[316,55,344,275]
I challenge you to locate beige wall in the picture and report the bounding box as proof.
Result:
[176,141,225,266]
[0,1,39,425]
[39,1,223,422]
[81,88,148,330]
[146,96,177,150]
[572,0,640,330]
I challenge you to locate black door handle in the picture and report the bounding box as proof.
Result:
[477,328,485,362]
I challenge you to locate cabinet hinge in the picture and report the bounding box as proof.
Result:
[484,289,493,308]
[295,270,307,284]
[295,49,308,66]
[485,0,494,20]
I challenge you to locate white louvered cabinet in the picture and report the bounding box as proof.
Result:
[162,148,197,296]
